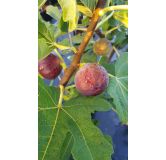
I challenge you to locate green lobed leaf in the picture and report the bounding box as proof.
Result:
[113,31,126,45]
[46,6,62,22]
[107,52,128,123]
[38,77,114,159]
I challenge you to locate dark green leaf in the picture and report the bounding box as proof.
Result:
[113,31,125,45]
[118,36,128,50]
[108,16,118,27]
[60,131,74,160]
[101,62,115,76]
[38,78,114,159]
[59,17,69,33]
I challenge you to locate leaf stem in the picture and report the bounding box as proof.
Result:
[105,25,119,36]
[112,108,117,113]
[108,73,115,78]
[113,45,120,57]
[65,84,76,90]
[49,80,54,86]
[75,28,87,31]
[98,56,102,64]
[99,5,128,16]
[58,85,64,106]
[54,49,67,70]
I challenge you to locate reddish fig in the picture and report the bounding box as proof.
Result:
[38,54,62,80]
[74,63,109,96]
[93,38,112,56]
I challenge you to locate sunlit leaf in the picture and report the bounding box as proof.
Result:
[58,0,79,32]
[77,4,93,17]
[46,6,62,22]
[113,10,128,28]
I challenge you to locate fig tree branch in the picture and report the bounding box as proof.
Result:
[58,0,108,87]
[107,45,118,63]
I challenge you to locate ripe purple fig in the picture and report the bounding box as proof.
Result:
[93,38,112,56]
[74,63,109,96]
[38,54,62,80]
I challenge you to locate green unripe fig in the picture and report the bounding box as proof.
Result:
[93,38,112,56]
[74,63,109,96]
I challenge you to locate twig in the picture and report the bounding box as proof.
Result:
[95,29,105,38]
[107,45,118,63]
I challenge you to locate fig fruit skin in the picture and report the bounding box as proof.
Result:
[93,38,112,56]
[74,63,109,96]
[38,54,62,80]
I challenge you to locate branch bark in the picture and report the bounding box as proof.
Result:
[95,29,105,38]
[58,0,108,87]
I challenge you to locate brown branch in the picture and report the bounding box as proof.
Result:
[107,45,118,63]
[58,0,108,87]
[95,28,105,38]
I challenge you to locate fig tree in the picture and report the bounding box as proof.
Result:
[38,54,62,80]
[74,63,109,96]
[93,38,112,56]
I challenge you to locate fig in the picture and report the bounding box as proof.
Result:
[93,38,112,56]
[38,54,62,80]
[74,63,109,96]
